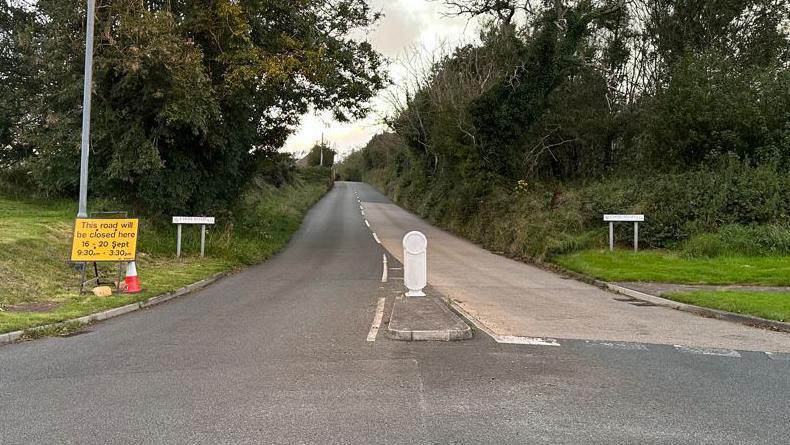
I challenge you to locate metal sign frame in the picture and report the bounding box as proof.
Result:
[603,214,644,252]
[172,216,215,258]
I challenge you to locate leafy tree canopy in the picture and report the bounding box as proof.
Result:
[1,0,386,213]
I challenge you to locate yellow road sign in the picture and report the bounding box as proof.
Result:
[70,218,139,262]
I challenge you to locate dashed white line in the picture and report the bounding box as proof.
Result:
[381,254,388,283]
[372,233,381,244]
[365,220,371,228]
[367,297,386,342]
[674,345,741,358]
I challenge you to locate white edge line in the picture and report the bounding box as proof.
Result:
[674,345,741,358]
[372,233,381,244]
[497,335,561,346]
[366,297,386,342]
[381,254,388,283]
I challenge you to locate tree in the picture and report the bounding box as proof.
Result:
[306,141,337,167]
[0,2,36,170]
[3,0,386,212]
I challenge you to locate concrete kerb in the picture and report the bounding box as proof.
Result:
[604,282,790,333]
[386,294,473,341]
[0,272,227,346]
[535,260,790,334]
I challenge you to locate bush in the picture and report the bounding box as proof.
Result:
[683,225,790,258]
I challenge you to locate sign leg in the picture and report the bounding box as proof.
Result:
[176,224,182,258]
[609,222,614,251]
[79,262,87,295]
[200,224,206,258]
[634,222,639,252]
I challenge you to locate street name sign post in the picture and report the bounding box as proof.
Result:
[403,231,428,297]
[172,217,215,258]
[603,214,644,252]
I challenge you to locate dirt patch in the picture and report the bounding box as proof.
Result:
[4,302,61,313]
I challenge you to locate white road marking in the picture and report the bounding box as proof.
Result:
[496,336,561,346]
[586,341,648,351]
[381,254,388,283]
[365,220,371,228]
[372,233,381,244]
[765,352,790,361]
[367,297,386,342]
[674,345,741,358]
[361,211,365,216]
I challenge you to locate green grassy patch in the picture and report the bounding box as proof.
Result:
[666,290,790,322]
[553,249,790,286]
[0,170,330,334]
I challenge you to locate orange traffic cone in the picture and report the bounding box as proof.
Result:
[124,261,142,293]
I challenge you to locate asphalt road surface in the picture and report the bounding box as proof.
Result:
[1,182,788,444]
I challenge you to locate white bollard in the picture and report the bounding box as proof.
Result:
[403,231,427,297]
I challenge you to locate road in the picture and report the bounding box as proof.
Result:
[1,182,788,444]
[362,191,790,352]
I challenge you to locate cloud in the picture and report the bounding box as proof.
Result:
[283,0,481,157]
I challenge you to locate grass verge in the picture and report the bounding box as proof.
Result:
[0,169,331,334]
[666,291,790,322]
[553,249,790,286]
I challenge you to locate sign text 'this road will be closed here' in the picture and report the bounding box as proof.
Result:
[70,218,139,262]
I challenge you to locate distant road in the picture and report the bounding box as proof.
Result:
[1,182,788,444]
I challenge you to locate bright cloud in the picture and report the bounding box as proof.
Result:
[282,0,481,159]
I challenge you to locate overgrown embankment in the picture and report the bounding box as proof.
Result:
[0,168,332,334]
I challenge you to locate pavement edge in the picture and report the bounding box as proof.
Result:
[536,261,790,334]
[0,272,228,346]
[603,282,790,333]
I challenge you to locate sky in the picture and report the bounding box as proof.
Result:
[282,0,481,160]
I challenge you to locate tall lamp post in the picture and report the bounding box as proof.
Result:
[77,0,96,218]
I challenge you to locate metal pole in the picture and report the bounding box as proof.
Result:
[609,222,614,251]
[176,224,182,258]
[634,222,639,252]
[200,225,206,258]
[77,0,96,218]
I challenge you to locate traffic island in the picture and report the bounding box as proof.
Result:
[387,293,472,341]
